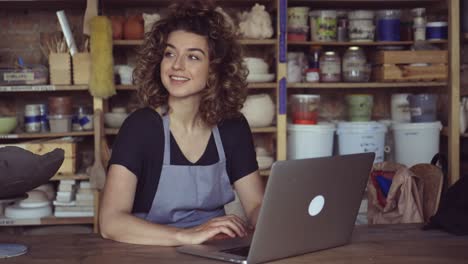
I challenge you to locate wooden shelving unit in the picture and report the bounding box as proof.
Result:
[50,173,90,181]
[288,40,447,46]
[287,82,447,89]
[116,83,277,90]
[105,126,277,135]
[0,85,88,92]
[0,216,94,226]
[114,39,276,46]
[0,131,93,139]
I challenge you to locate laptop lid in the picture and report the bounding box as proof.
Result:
[247,153,374,263]
[177,153,374,264]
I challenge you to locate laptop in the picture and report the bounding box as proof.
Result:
[177,153,375,264]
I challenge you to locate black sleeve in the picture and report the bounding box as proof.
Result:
[108,108,152,179]
[221,114,259,184]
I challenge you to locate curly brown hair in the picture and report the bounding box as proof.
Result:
[133,0,248,126]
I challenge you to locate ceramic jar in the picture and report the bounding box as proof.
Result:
[124,15,144,40]
[241,94,275,127]
[319,51,341,82]
[110,16,125,40]
[342,46,370,82]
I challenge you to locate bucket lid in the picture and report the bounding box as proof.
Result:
[288,122,336,131]
[426,22,448,27]
[337,121,387,134]
[392,121,442,130]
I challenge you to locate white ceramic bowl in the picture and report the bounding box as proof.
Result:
[104,112,128,128]
[244,57,269,74]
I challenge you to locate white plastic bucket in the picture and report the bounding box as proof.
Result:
[336,121,387,163]
[392,121,442,167]
[287,123,336,159]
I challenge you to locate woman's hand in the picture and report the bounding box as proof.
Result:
[176,214,248,245]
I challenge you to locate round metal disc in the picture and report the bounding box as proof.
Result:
[0,244,28,258]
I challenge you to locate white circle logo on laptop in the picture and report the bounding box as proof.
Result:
[308,195,325,216]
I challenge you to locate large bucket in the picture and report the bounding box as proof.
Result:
[287,123,336,159]
[392,121,442,167]
[336,121,387,163]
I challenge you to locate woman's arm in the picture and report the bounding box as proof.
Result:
[99,164,245,245]
[234,170,265,227]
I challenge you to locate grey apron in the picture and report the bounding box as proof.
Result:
[135,114,235,228]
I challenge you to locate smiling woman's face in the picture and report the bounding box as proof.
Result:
[160,30,210,99]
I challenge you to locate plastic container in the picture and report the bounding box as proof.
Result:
[287,123,336,159]
[376,10,401,41]
[407,94,437,123]
[310,10,338,41]
[345,94,374,121]
[48,114,72,133]
[336,121,387,163]
[288,7,310,28]
[319,51,341,82]
[391,93,411,123]
[290,94,320,124]
[426,22,448,40]
[72,106,94,131]
[348,10,375,42]
[0,65,48,85]
[342,46,371,82]
[392,121,442,167]
[24,104,41,133]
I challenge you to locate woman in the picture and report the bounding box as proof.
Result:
[99,1,265,246]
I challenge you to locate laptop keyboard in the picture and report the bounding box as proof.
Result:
[221,246,250,257]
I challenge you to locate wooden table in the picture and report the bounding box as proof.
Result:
[1,224,468,263]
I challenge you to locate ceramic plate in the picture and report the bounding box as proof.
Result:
[247,73,275,83]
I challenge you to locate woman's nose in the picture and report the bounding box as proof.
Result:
[172,56,185,70]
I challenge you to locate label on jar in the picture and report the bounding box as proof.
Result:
[410,107,422,116]
[4,72,34,81]
[343,61,365,72]
[306,70,320,82]
[321,61,340,75]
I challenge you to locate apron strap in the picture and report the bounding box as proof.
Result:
[162,114,171,165]
[212,126,226,162]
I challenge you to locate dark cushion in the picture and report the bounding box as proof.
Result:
[0,146,64,199]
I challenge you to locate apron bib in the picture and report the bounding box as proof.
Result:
[135,114,235,228]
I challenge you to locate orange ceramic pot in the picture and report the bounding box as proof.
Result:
[110,16,125,40]
[123,15,144,40]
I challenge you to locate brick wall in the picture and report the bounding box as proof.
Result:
[0,8,83,66]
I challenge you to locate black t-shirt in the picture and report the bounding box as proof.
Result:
[108,107,258,214]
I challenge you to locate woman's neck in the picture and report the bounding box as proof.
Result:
[167,95,205,132]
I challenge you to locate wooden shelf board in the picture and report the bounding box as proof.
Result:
[288,40,447,46]
[288,0,443,8]
[50,173,90,181]
[0,217,94,226]
[116,84,137,90]
[116,83,276,90]
[0,85,88,92]
[0,131,94,139]
[107,127,276,135]
[251,126,277,133]
[248,83,276,89]
[115,39,276,46]
[287,82,447,89]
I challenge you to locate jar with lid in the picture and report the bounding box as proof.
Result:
[319,51,341,82]
[72,106,94,131]
[342,46,371,82]
[24,104,41,133]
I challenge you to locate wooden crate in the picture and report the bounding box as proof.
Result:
[371,50,448,64]
[49,52,71,85]
[371,50,448,82]
[0,138,76,174]
[373,64,448,82]
[72,52,91,85]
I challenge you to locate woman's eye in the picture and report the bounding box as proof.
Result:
[188,54,200,60]
[164,51,175,57]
